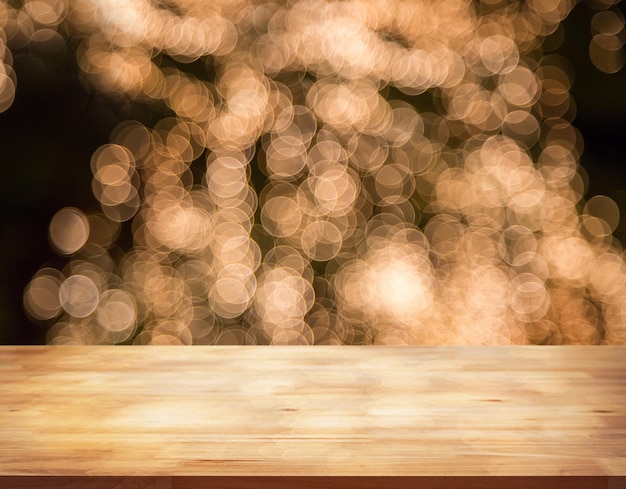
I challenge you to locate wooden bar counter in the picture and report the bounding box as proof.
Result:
[0,346,625,488]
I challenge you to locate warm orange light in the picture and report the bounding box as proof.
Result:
[10,0,625,345]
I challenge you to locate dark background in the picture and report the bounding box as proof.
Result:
[1,3,625,344]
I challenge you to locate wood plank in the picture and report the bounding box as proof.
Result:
[0,346,625,479]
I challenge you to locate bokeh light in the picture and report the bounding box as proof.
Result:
[8,0,625,344]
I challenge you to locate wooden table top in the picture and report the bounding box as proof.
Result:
[1,346,625,478]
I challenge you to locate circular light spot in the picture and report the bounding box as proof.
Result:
[49,207,90,255]
[498,66,539,107]
[373,163,415,205]
[96,289,137,335]
[59,275,100,318]
[584,195,620,233]
[589,33,625,74]
[261,195,302,238]
[591,10,625,36]
[23,271,62,321]
[502,110,540,149]
[509,273,549,322]
[300,220,343,262]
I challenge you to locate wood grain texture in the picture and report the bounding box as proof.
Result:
[0,346,624,477]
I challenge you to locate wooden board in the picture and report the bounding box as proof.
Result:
[0,346,625,485]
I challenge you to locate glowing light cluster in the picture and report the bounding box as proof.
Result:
[12,0,626,344]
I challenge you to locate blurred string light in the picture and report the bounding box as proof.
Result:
[9,0,626,345]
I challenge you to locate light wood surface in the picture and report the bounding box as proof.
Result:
[0,346,625,480]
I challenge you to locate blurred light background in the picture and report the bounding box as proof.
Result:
[1,0,625,345]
